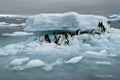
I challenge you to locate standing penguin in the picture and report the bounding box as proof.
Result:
[98,22,102,32]
[44,34,51,43]
[76,29,80,35]
[91,29,95,36]
[101,22,106,32]
[64,33,69,44]
[57,35,63,45]
[65,33,68,39]
[81,31,88,35]
[54,35,58,44]
[65,38,69,44]
[53,32,58,44]
[39,35,43,42]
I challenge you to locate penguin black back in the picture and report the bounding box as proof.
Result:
[65,33,68,39]
[76,29,80,35]
[45,34,51,43]
[53,35,58,44]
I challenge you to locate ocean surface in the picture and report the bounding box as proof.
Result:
[0,15,120,80]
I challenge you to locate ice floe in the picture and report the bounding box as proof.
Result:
[10,57,30,66]
[2,31,34,37]
[0,22,26,28]
[95,61,111,65]
[65,56,83,64]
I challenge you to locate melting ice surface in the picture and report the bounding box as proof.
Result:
[0,12,120,80]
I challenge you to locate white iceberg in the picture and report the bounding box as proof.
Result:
[0,22,26,28]
[109,14,118,19]
[24,59,45,68]
[24,12,109,32]
[10,57,30,66]
[2,31,34,37]
[65,56,83,64]
[95,61,111,65]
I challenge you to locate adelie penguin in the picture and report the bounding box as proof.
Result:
[102,25,106,32]
[64,33,69,44]
[44,34,51,43]
[53,33,58,44]
[98,22,106,33]
[76,29,80,35]
[65,38,69,45]
[39,35,43,42]
[98,22,102,32]
[57,35,63,45]
[95,32,101,35]
[81,31,88,35]
[91,29,95,36]
[65,33,68,39]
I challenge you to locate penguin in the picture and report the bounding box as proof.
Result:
[53,35,58,44]
[76,29,80,35]
[81,31,88,35]
[100,22,106,32]
[53,32,58,44]
[65,38,69,44]
[98,22,102,32]
[95,32,101,35]
[39,35,43,42]
[57,35,63,45]
[65,33,68,39]
[91,29,95,36]
[102,25,106,32]
[44,34,51,43]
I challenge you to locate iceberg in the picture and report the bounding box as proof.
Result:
[10,57,30,66]
[108,14,120,23]
[109,14,118,19]
[0,12,120,73]
[24,12,109,32]
[2,31,34,37]
[65,56,83,64]
[95,61,111,65]
[0,22,26,28]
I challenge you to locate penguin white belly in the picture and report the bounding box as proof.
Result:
[92,30,95,36]
[57,36,63,45]
[39,36,43,42]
